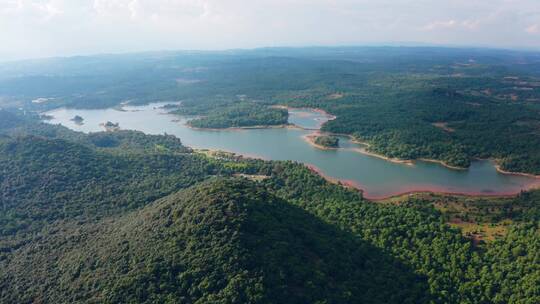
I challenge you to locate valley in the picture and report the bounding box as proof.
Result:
[43,102,540,199]
[1,46,539,303]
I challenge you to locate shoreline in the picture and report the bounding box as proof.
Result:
[302,132,341,151]
[190,118,540,179]
[348,137,467,169]
[334,134,540,175]
[183,105,336,132]
[302,131,415,165]
[494,164,540,179]
[417,158,467,171]
[371,190,519,202]
[197,143,540,200]
[45,102,540,179]
[180,105,540,195]
[302,163,539,200]
[180,104,529,176]
[304,164,365,193]
[351,146,415,165]
[272,105,337,123]
[42,103,540,199]
[311,132,417,165]
[186,117,540,178]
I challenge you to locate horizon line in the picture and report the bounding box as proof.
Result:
[2,42,540,64]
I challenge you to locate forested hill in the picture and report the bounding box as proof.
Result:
[0,179,427,303]
[0,134,206,235]
[0,119,538,303]
[0,110,23,129]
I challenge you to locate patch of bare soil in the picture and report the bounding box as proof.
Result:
[432,122,455,133]
[233,173,270,182]
[327,93,344,100]
[510,94,519,101]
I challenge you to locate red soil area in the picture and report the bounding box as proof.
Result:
[304,163,540,201]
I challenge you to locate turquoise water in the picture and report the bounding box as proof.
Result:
[43,103,540,199]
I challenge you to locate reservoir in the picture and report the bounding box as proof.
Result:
[43,102,540,199]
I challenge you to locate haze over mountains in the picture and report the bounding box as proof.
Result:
[1,0,540,60]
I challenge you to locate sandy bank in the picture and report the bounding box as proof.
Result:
[495,165,540,179]
[302,132,340,151]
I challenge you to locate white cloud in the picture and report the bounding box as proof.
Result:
[0,0,23,14]
[462,20,480,30]
[0,0,63,20]
[127,0,140,19]
[1,0,540,60]
[526,24,539,34]
[423,19,480,31]
[92,0,209,20]
[423,19,458,30]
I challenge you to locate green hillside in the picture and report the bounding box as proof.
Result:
[0,119,538,303]
[0,134,211,236]
[0,179,429,303]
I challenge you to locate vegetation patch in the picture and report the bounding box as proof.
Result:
[313,134,340,148]
[70,115,84,125]
[100,121,120,131]
[174,100,288,129]
[431,122,455,132]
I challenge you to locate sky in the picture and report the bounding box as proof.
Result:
[1,0,539,60]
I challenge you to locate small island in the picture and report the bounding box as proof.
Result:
[70,115,84,125]
[100,121,120,132]
[173,100,289,129]
[306,134,340,149]
[314,135,340,148]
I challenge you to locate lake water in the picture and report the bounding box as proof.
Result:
[43,102,540,199]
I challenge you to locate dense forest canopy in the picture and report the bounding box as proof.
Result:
[313,134,340,148]
[0,115,538,303]
[174,100,289,129]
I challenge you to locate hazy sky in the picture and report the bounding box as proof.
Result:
[1,0,540,60]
